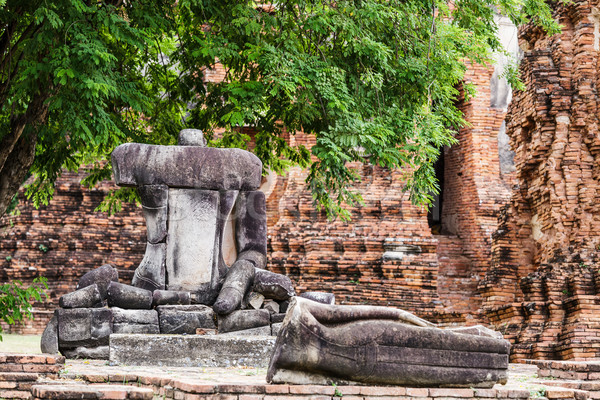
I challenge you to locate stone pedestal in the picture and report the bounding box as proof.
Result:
[109,334,275,367]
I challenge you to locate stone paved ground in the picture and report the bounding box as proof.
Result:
[5,355,600,399]
[52,361,585,399]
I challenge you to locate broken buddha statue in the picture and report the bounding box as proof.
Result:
[267,297,510,388]
[111,129,267,312]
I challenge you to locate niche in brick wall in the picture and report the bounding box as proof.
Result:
[428,150,445,235]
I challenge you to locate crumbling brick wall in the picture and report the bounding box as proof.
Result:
[481,0,600,361]
[0,172,145,333]
[0,20,517,333]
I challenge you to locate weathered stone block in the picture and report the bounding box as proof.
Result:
[299,291,335,305]
[157,305,216,334]
[178,129,207,146]
[111,307,158,325]
[59,284,102,309]
[41,316,59,354]
[111,143,262,191]
[235,191,267,265]
[221,326,271,336]
[131,243,166,292]
[279,300,290,314]
[218,309,270,333]
[271,313,286,324]
[76,264,119,299]
[245,292,265,310]
[152,290,191,307]
[271,323,283,336]
[450,325,504,340]
[253,269,295,301]
[138,184,168,244]
[107,282,153,310]
[109,334,275,367]
[113,324,160,334]
[166,189,220,303]
[61,346,109,360]
[263,300,280,314]
[56,308,113,349]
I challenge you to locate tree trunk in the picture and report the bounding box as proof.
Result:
[0,129,38,219]
[0,94,50,218]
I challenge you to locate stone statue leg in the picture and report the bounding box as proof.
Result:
[132,185,168,291]
[267,297,510,387]
[213,191,267,315]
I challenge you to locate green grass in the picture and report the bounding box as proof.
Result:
[0,334,42,354]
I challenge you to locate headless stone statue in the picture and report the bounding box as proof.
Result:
[112,129,267,310]
[267,297,510,388]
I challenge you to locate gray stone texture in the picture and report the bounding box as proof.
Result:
[235,191,267,266]
[220,326,271,336]
[299,291,335,305]
[76,264,119,299]
[132,243,167,291]
[59,284,102,309]
[157,305,216,334]
[213,259,255,315]
[107,282,153,309]
[271,313,286,324]
[253,269,295,301]
[218,309,271,333]
[166,188,220,304]
[449,325,505,340]
[279,300,290,314]
[41,315,59,354]
[110,308,160,335]
[245,292,264,310]
[215,190,238,277]
[267,298,510,387]
[152,290,191,307]
[111,143,262,191]
[271,323,283,337]
[263,300,280,314]
[138,184,168,244]
[56,308,113,349]
[178,129,207,147]
[113,324,160,334]
[109,334,275,367]
[111,307,158,325]
[62,346,109,360]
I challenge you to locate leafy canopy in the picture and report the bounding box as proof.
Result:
[0,0,563,219]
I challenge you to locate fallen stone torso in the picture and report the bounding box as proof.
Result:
[267,297,510,388]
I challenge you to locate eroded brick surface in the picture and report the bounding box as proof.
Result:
[480,0,600,362]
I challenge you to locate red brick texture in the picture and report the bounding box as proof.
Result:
[0,172,145,334]
[480,0,600,361]
[0,353,65,400]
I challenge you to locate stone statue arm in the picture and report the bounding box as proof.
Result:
[299,299,435,327]
[234,191,267,268]
[213,190,267,315]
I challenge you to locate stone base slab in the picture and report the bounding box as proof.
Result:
[109,333,275,367]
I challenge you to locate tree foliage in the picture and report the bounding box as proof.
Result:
[0,0,564,219]
[0,277,47,340]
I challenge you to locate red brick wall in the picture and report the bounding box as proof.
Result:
[481,0,600,361]
[0,172,145,333]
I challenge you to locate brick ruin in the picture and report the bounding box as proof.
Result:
[480,0,600,362]
[1,4,600,362]
[0,55,514,334]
